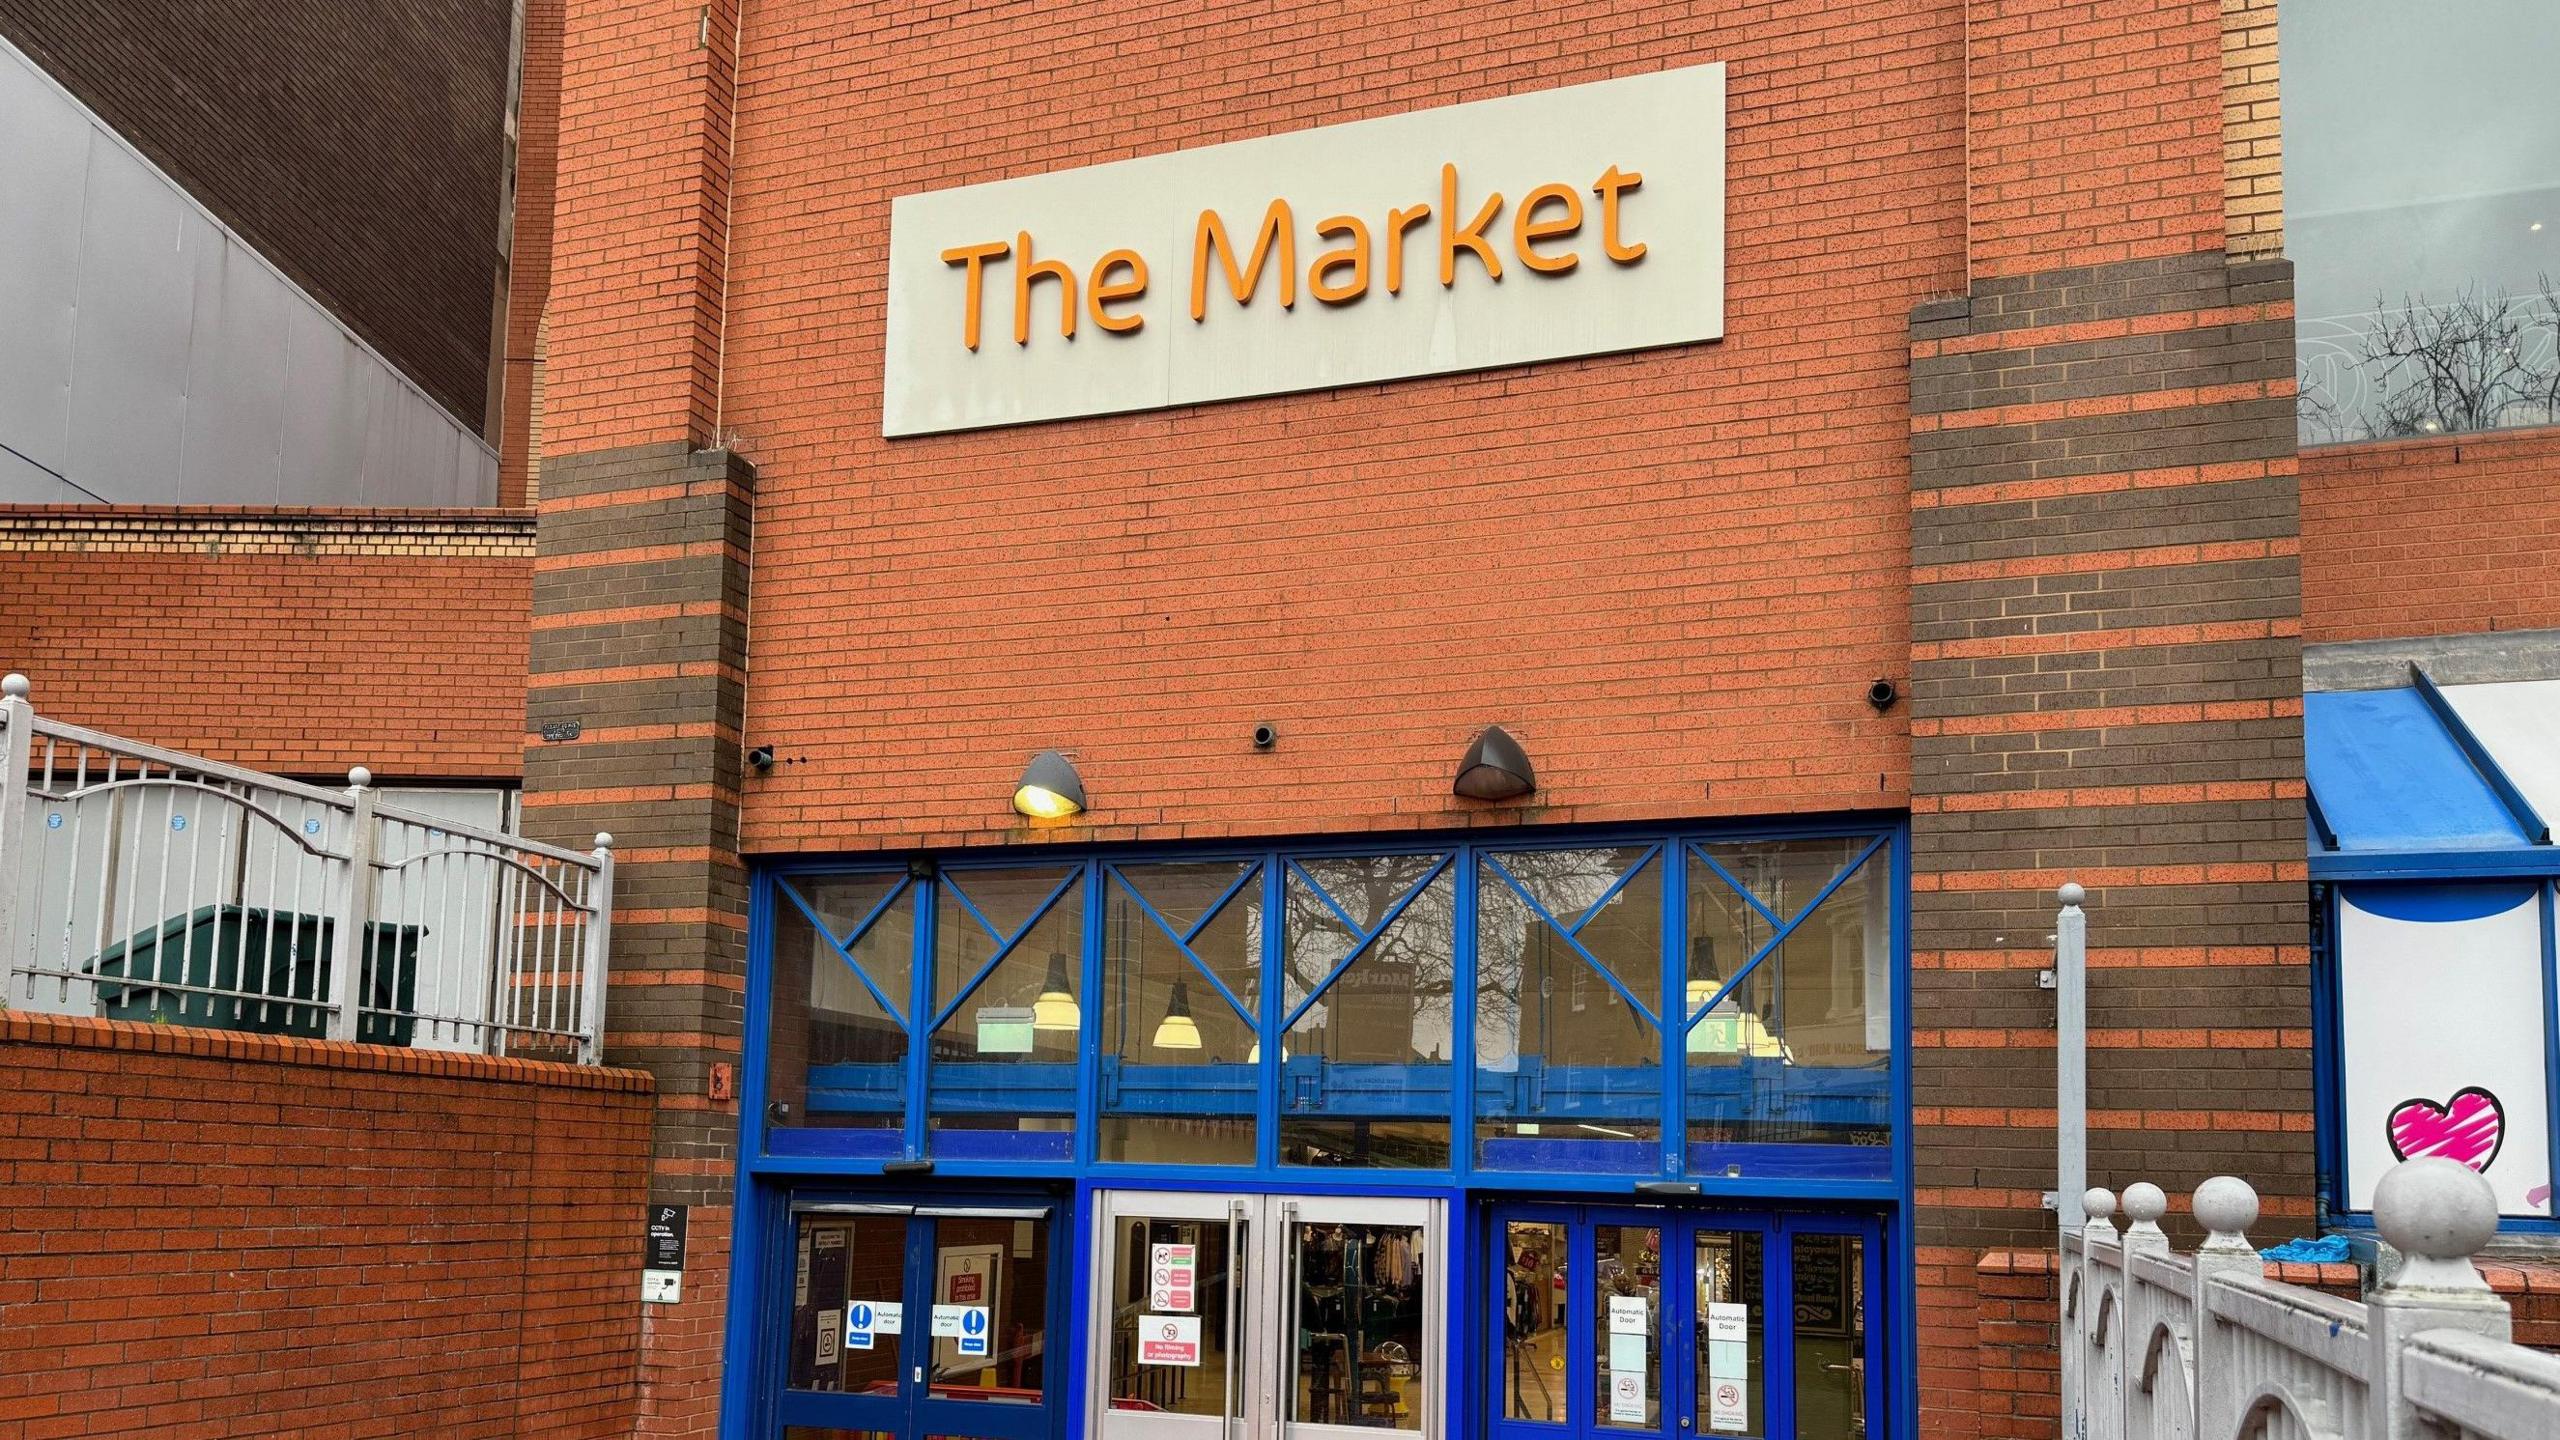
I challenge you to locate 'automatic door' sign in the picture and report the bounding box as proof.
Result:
[884,64,1725,435]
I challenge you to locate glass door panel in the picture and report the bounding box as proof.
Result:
[1282,1198,1433,1434]
[1592,1223,1663,1432]
[1497,1220,1569,1424]
[1691,1227,1766,1438]
[789,1212,910,1401]
[1093,1193,1443,1440]
[1785,1231,1870,1440]
[924,1215,1051,1404]
[1094,1192,1255,1440]
[1491,1209,1875,1440]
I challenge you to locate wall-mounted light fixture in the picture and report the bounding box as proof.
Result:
[1032,951,1081,1032]
[1151,978,1203,1050]
[1012,749,1087,818]
[1452,725,1536,800]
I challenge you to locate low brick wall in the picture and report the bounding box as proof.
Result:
[1973,1247,2560,1439]
[0,1013,653,1438]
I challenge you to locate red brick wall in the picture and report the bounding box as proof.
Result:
[1960,0,2227,279]
[696,0,1968,854]
[0,509,531,780]
[2299,427,2560,643]
[0,1012,653,1439]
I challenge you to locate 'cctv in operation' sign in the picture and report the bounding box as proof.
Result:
[883,64,1725,436]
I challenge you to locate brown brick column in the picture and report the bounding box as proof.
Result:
[521,441,753,1439]
[1905,251,2311,1437]
[532,0,749,1428]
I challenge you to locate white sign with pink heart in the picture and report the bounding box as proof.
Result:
[2339,884,2554,1218]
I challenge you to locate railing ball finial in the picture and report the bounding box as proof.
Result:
[2058,880,2086,907]
[2123,1181,2168,1229]
[347,765,372,790]
[2084,1186,2116,1223]
[593,832,614,851]
[1,673,27,701]
[2375,1157,2498,1293]
[2193,1175,2260,1253]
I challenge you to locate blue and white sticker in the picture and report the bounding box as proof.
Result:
[304,817,323,836]
[45,812,62,830]
[170,814,187,832]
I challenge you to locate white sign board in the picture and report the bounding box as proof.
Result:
[1709,1377,1749,1432]
[1609,1370,1648,1423]
[1707,1302,1750,1432]
[845,1300,896,1350]
[1138,1313,1202,1366]
[1607,1294,1649,1334]
[2338,884,2554,1217]
[1149,1242,1197,1312]
[885,64,1726,435]
[641,1268,682,1304]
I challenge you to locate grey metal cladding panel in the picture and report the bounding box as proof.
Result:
[371,375,459,506]
[176,213,291,502]
[0,444,88,502]
[456,438,495,507]
[276,306,373,505]
[64,139,190,501]
[0,52,89,477]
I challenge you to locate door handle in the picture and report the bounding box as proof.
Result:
[1278,1201,1300,1440]
[1224,1201,1246,1440]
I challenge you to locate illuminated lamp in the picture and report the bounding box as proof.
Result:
[1032,951,1082,1032]
[1012,749,1087,818]
[1151,978,1203,1051]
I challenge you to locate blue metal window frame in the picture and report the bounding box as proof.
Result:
[2309,871,2560,1236]
[722,814,1917,1440]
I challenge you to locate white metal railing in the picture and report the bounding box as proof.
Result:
[0,674,612,1062]
[2062,1162,2560,1440]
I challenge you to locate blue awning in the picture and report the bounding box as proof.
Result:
[2304,670,2557,860]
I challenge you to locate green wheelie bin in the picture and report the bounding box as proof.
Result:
[87,904,426,1045]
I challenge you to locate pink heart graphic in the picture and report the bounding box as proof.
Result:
[2387,1087,2504,1172]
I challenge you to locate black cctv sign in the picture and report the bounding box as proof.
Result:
[646,1205,687,1270]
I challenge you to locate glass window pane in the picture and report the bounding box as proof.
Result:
[788,1213,906,1396]
[1279,856,1455,1168]
[1790,1234,1866,1439]
[1476,847,1662,1172]
[1685,843,1891,1177]
[1288,1220,1425,1429]
[928,867,1082,1142]
[2285,4,2560,443]
[1695,1229,1766,1436]
[1498,1220,1567,1422]
[928,1216,1049,1403]
[1593,1225,1661,1430]
[1099,863,1261,1165]
[767,876,913,1136]
[1107,1215,1238,1416]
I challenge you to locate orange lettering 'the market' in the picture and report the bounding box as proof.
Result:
[1438,163,1503,286]
[1594,165,1646,263]
[1191,200,1297,320]
[1087,249,1148,333]
[939,240,1011,351]
[1012,232,1078,345]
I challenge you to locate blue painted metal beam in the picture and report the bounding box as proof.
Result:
[2411,662,2552,844]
